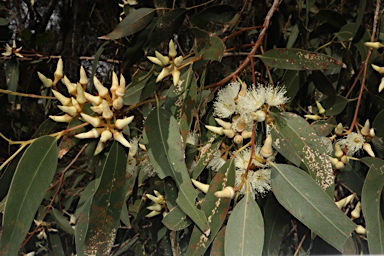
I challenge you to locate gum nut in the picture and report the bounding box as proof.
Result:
[254,110,266,122]
[361,120,370,136]
[156,67,171,83]
[102,100,114,120]
[215,118,232,129]
[316,101,326,115]
[355,225,367,235]
[84,92,102,106]
[49,114,73,123]
[335,161,345,170]
[58,105,78,117]
[61,75,76,94]
[172,69,180,86]
[233,134,243,144]
[371,64,384,74]
[205,125,223,135]
[328,156,339,166]
[241,130,253,139]
[214,186,235,199]
[363,142,375,157]
[94,140,105,155]
[379,77,384,93]
[168,39,177,58]
[147,56,163,66]
[173,56,183,67]
[71,97,82,112]
[113,130,132,148]
[51,90,71,106]
[146,194,160,203]
[147,203,162,212]
[100,129,113,143]
[76,83,87,104]
[75,128,103,139]
[53,58,63,84]
[364,41,384,49]
[145,210,161,218]
[191,179,209,194]
[93,76,109,98]
[90,104,103,114]
[351,202,361,219]
[340,155,349,164]
[223,129,235,138]
[155,51,170,66]
[234,118,246,132]
[37,72,53,88]
[334,142,343,158]
[80,113,102,127]
[115,116,134,130]
[113,97,124,110]
[79,66,89,86]
[334,123,343,135]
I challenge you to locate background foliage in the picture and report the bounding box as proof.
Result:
[0,0,383,255]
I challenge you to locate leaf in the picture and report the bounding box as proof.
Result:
[0,17,9,26]
[225,189,264,256]
[162,206,192,231]
[0,136,58,256]
[360,157,384,254]
[144,8,187,49]
[165,67,197,143]
[373,109,384,138]
[5,58,19,103]
[143,107,209,232]
[211,227,226,256]
[82,142,127,256]
[186,160,235,255]
[311,116,337,136]
[270,112,334,190]
[192,28,225,61]
[51,207,75,235]
[190,4,237,28]
[271,164,356,252]
[310,71,336,96]
[256,48,346,70]
[100,8,155,39]
[124,69,154,105]
[283,70,300,99]
[263,195,291,256]
[321,95,349,116]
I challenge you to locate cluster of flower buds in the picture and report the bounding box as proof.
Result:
[367,40,384,92]
[38,58,134,155]
[145,190,168,218]
[33,219,58,240]
[191,179,236,199]
[2,40,23,58]
[147,40,183,86]
[304,101,326,120]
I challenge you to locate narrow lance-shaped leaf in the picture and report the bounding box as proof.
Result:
[256,48,346,70]
[5,58,19,103]
[360,157,384,255]
[0,136,58,256]
[144,107,209,233]
[82,142,128,256]
[271,163,356,252]
[225,186,264,256]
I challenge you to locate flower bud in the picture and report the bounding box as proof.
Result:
[191,179,209,194]
[79,66,88,87]
[145,210,161,218]
[355,225,367,235]
[100,129,113,143]
[340,155,349,164]
[173,56,183,67]
[233,134,243,145]
[334,142,343,158]
[112,130,131,148]
[172,68,180,86]
[147,203,162,212]
[90,104,103,114]
[252,110,266,122]
[371,64,384,74]
[58,105,78,117]
[110,71,119,97]
[61,76,76,95]
[241,130,253,139]
[147,56,163,66]
[156,67,171,83]
[84,92,102,106]
[115,116,134,130]
[113,96,124,110]
[335,161,345,170]
[75,128,103,139]
[37,72,53,88]
[205,125,223,135]
[304,114,322,120]
[52,90,71,106]
[261,134,273,157]
[146,194,160,203]
[379,77,384,93]
[335,194,354,209]
[370,128,375,137]
[316,101,326,115]
[360,120,370,136]
[102,100,114,120]
[223,129,235,138]
[155,51,170,66]
[214,118,232,129]
[93,76,109,98]
[328,156,339,166]
[168,39,177,58]
[71,97,82,112]
[364,41,384,49]
[153,190,163,198]
[363,142,375,157]
[351,202,361,220]
[214,186,235,199]
[116,75,126,97]
[80,113,102,127]
[334,123,344,135]
[49,114,73,123]
[53,58,63,85]
[76,83,87,104]
[94,140,105,155]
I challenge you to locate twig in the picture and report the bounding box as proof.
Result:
[293,234,306,256]
[204,0,282,90]
[0,89,55,99]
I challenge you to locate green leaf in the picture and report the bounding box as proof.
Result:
[144,107,209,232]
[165,67,197,143]
[0,17,9,26]
[270,112,334,189]
[51,207,75,235]
[373,109,384,138]
[263,195,291,256]
[82,142,127,256]
[271,164,356,252]
[5,58,19,103]
[283,70,300,99]
[211,227,226,256]
[310,71,336,96]
[144,8,187,49]
[360,157,384,254]
[256,48,346,70]
[124,69,154,105]
[225,189,264,256]
[311,117,337,136]
[321,95,349,116]
[100,8,155,39]
[162,206,192,231]
[192,28,225,61]
[0,136,58,256]
[190,4,237,28]
[186,160,235,255]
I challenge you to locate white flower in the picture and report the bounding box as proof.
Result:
[186,132,199,146]
[237,86,265,113]
[234,147,270,171]
[235,168,272,196]
[338,132,365,156]
[264,84,289,107]
[213,82,240,118]
[206,150,226,171]
[319,136,333,155]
